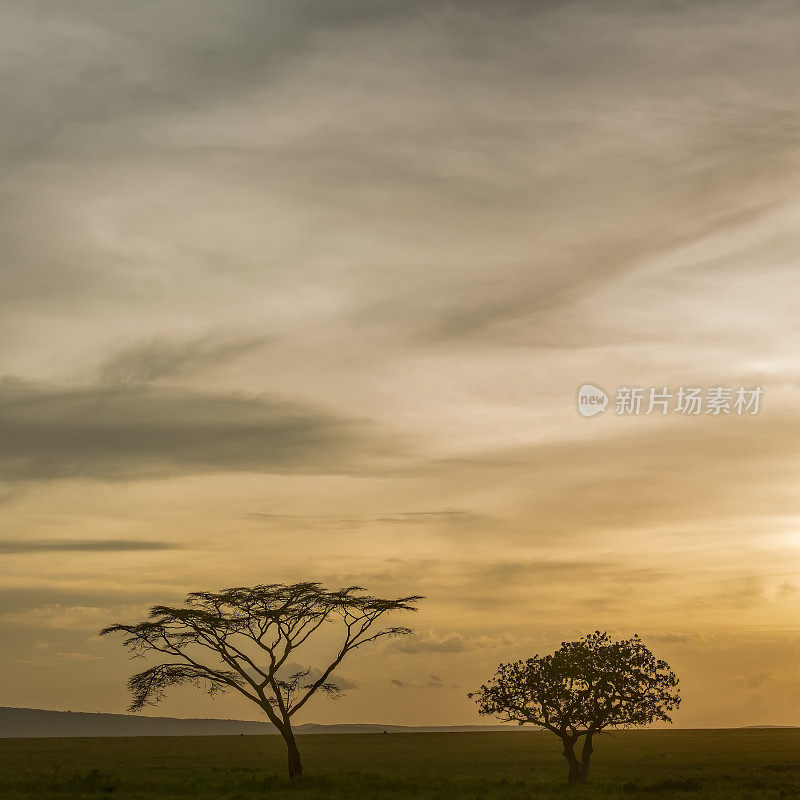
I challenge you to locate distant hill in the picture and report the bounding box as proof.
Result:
[0,707,276,738]
[742,725,799,729]
[0,707,520,738]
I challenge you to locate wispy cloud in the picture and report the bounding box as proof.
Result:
[0,539,178,555]
[246,508,495,531]
[98,334,268,385]
[390,630,513,654]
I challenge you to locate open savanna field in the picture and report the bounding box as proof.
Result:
[0,728,798,800]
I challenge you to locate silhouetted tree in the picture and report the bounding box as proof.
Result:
[471,631,680,784]
[101,582,422,778]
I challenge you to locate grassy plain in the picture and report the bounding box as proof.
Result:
[0,728,797,799]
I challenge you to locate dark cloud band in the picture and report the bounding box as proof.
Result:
[0,379,393,481]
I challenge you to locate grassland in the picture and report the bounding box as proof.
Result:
[0,728,797,799]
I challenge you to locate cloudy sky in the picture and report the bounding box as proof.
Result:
[1,0,799,727]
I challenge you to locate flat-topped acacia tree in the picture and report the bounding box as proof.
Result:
[101,582,422,778]
[471,631,680,784]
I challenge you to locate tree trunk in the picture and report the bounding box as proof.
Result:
[561,737,580,785]
[282,728,303,779]
[579,732,593,784]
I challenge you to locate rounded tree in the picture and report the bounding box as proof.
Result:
[101,582,422,778]
[471,631,680,784]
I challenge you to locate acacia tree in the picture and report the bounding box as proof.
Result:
[101,582,422,778]
[471,631,680,784]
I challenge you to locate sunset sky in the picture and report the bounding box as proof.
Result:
[1,0,799,728]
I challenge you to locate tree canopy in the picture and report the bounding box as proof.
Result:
[101,582,422,777]
[471,631,680,783]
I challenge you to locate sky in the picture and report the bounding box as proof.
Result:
[0,0,799,728]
